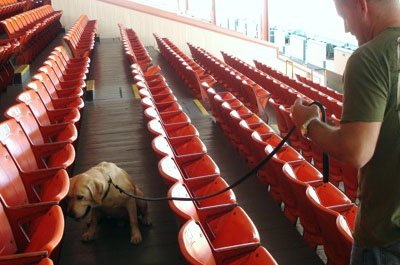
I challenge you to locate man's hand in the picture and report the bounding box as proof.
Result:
[290,98,320,129]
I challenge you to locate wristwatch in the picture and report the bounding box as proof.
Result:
[300,117,319,139]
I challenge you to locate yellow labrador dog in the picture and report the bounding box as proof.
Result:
[67,162,151,244]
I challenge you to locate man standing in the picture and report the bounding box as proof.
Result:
[291,0,400,264]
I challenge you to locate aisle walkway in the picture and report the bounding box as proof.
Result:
[59,38,185,265]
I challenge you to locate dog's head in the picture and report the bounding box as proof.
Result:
[67,173,106,220]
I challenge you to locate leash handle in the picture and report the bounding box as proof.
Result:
[309,101,329,183]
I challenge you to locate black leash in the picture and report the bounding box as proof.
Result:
[107,102,328,201]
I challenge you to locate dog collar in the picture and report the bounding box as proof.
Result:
[102,175,112,201]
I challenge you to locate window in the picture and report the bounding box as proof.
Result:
[186,0,212,22]
[216,0,262,38]
[269,0,357,48]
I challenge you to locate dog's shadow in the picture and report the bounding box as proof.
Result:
[80,215,152,244]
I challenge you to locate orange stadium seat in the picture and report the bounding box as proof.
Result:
[0,144,69,205]
[179,206,260,264]
[0,196,63,265]
[168,176,236,223]
[0,119,75,171]
[17,89,81,126]
[306,185,357,265]
[5,103,78,144]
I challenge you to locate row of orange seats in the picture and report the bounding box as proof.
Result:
[118,24,157,74]
[154,35,216,100]
[0,39,19,92]
[0,45,89,265]
[254,60,343,117]
[202,81,356,265]
[296,74,343,101]
[64,15,97,58]
[0,0,25,21]
[132,63,277,265]
[220,51,358,201]
[188,44,269,116]
[0,4,62,64]
[120,28,277,264]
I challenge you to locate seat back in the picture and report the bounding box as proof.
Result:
[25,80,56,110]
[32,72,60,100]
[38,65,61,90]
[16,89,52,126]
[24,205,64,255]
[178,220,216,265]
[0,119,40,171]
[0,144,28,206]
[0,200,17,256]
[208,206,259,248]
[226,246,278,265]
[5,103,45,145]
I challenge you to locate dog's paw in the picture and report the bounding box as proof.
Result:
[141,215,152,226]
[81,231,95,242]
[130,232,142,244]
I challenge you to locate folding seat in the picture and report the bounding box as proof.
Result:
[48,54,89,76]
[179,206,260,264]
[25,80,84,112]
[5,103,77,144]
[0,120,75,171]
[158,154,219,186]
[306,185,357,265]
[147,119,198,140]
[250,132,283,185]
[281,160,324,247]
[341,164,358,202]
[38,66,85,94]
[0,197,64,265]
[278,105,302,152]
[17,90,81,126]
[43,59,86,82]
[138,85,172,100]
[310,141,343,187]
[225,246,278,265]
[336,215,354,263]
[38,258,54,265]
[144,108,191,126]
[264,144,304,208]
[0,144,69,205]
[51,50,89,74]
[168,176,236,223]
[151,93,178,107]
[52,46,90,68]
[238,120,273,150]
[269,98,288,137]
[33,72,84,99]
[152,135,207,163]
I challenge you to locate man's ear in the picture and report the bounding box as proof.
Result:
[87,179,105,205]
[357,0,369,16]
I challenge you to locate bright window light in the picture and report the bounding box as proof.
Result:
[269,0,357,47]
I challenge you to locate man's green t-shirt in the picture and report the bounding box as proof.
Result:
[341,28,400,247]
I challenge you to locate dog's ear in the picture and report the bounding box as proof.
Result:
[87,179,105,205]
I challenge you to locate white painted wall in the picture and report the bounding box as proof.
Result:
[306,39,326,68]
[333,47,353,75]
[52,0,278,65]
[287,34,306,62]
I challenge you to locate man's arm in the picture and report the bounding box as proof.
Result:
[291,98,381,168]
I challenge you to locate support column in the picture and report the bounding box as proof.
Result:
[261,0,269,41]
[211,0,216,25]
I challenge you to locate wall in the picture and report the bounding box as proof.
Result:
[52,0,279,65]
[333,47,353,75]
[306,39,326,69]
